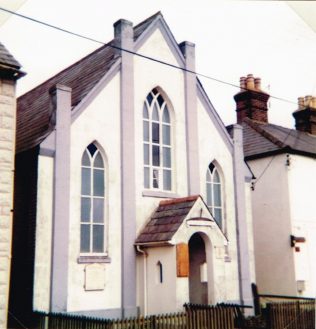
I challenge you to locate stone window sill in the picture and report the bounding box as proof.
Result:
[142,190,179,198]
[77,255,111,264]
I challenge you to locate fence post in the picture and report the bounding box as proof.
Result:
[266,304,273,329]
[296,301,300,329]
[43,314,49,329]
[151,315,156,329]
[251,283,261,315]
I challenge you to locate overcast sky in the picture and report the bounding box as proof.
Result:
[0,1,316,128]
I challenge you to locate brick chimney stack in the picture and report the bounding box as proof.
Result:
[292,95,316,135]
[234,74,270,124]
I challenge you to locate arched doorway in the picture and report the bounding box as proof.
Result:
[189,233,208,304]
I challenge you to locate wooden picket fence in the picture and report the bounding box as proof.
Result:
[37,304,235,329]
[266,301,315,329]
[35,300,315,329]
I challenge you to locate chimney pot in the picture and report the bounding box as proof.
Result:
[246,74,255,90]
[254,78,261,90]
[234,74,270,124]
[240,77,246,91]
[293,94,316,134]
[298,97,305,110]
[304,95,312,107]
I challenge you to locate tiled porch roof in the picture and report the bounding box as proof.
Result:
[135,195,199,245]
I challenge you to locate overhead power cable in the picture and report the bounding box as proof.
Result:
[0,6,299,106]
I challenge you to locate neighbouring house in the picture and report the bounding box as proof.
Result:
[0,43,24,329]
[234,74,316,298]
[9,12,256,327]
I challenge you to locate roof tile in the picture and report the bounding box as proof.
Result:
[16,12,162,154]
[0,42,21,68]
[241,118,316,159]
[136,196,199,244]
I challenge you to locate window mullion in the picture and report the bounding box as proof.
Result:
[90,165,93,253]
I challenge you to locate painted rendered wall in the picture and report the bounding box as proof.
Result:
[133,26,240,310]
[34,72,123,317]
[34,20,245,318]
[33,155,54,312]
[249,154,296,295]
[0,79,16,329]
[287,154,316,297]
[133,28,189,315]
[197,98,240,303]
[244,182,256,286]
[134,27,187,233]
[175,200,231,304]
[67,72,122,315]
[145,246,177,315]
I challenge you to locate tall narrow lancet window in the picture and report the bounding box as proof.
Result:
[80,143,105,253]
[143,88,172,191]
[206,163,223,228]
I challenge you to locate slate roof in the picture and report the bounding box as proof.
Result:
[135,195,199,245]
[241,117,316,159]
[0,41,21,69]
[16,11,161,154]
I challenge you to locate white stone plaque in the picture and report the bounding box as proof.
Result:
[84,264,105,291]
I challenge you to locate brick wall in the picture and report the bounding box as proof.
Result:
[234,90,270,124]
[0,79,17,329]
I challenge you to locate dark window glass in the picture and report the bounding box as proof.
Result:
[162,125,170,145]
[214,183,221,206]
[163,170,171,190]
[93,169,104,196]
[93,225,104,252]
[157,95,164,107]
[94,152,104,168]
[146,93,153,105]
[162,107,170,123]
[143,144,149,165]
[163,147,171,168]
[153,169,159,188]
[80,224,90,252]
[152,123,160,143]
[87,143,97,156]
[81,197,91,222]
[152,104,159,121]
[143,121,149,142]
[82,151,90,166]
[209,162,215,173]
[81,168,91,195]
[93,198,104,223]
[214,208,222,226]
[152,145,160,166]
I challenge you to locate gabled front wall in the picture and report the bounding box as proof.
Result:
[287,154,316,297]
[249,154,296,295]
[133,25,240,311]
[34,18,244,317]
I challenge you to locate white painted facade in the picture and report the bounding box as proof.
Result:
[250,153,316,297]
[31,14,255,318]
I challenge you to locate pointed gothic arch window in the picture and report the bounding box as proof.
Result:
[206,162,223,228]
[143,88,172,191]
[80,143,105,253]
